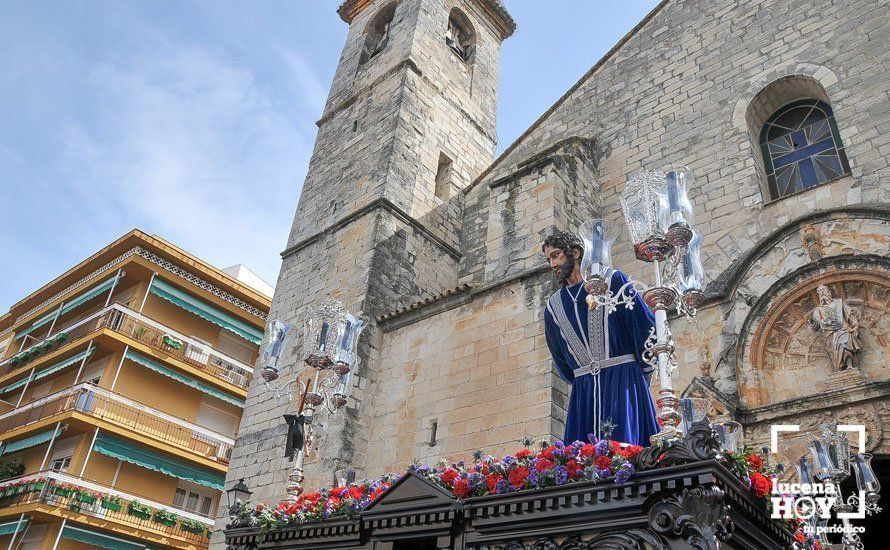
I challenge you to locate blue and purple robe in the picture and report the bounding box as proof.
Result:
[544,270,659,446]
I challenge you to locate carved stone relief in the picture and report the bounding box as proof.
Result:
[747,269,889,405]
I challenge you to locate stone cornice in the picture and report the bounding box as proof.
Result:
[337,0,516,39]
[280,197,461,261]
[739,380,890,426]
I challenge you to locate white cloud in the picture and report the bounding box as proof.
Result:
[54,39,322,290]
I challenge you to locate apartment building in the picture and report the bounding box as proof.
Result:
[0,230,270,549]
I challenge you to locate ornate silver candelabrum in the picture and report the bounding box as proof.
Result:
[795,424,882,549]
[580,165,705,445]
[259,301,365,505]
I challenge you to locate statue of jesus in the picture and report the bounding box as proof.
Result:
[542,231,659,446]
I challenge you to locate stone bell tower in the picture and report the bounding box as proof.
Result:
[220,0,515,514]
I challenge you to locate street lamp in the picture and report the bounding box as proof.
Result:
[582,165,706,444]
[226,478,252,516]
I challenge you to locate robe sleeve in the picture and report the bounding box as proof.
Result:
[612,270,656,383]
[545,305,575,383]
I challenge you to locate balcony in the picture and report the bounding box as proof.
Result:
[0,470,213,548]
[2,303,253,390]
[0,382,234,464]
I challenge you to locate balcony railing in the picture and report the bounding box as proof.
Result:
[2,303,254,390]
[0,470,213,546]
[0,382,235,463]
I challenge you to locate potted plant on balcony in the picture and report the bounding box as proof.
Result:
[100,494,123,511]
[152,508,180,527]
[77,489,99,505]
[55,332,68,343]
[127,500,152,520]
[179,518,207,536]
[162,334,183,350]
[0,459,24,483]
[51,483,75,498]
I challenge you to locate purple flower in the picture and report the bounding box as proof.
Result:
[587,433,598,444]
[615,469,632,484]
[502,456,516,466]
[553,466,568,485]
[528,471,540,485]
[597,468,611,478]
[494,479,509,494]
[595,440,609,456]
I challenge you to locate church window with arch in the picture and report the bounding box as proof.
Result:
[359,3,397,66]
[445,8,476,62]
[760,99,850,199]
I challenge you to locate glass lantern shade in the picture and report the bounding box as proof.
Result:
[579,219,614,294]
[678,230,706,311]
[679,397,710,433]
[332,314,365,376]
[303,301,345,369]
[794,455,815,484]
[620,170,672,262]
[852,453,881,496]
[714,421,743,454]
[660,164,695,229]
[808,424,851,482]
[260,320,293,381]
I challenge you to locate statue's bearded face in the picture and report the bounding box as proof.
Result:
[544,245,576,284]
[817,285,832,305]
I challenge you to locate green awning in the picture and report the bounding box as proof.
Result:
[149,278,263,344]
[0,517,29,536]
[94,433,225,490]
[124,350,244,408]
[1,348,94,395]
[61,525,146,550]
[15,275,121,340]
[0,425,65,457]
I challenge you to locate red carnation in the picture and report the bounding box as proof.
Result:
[329,486,348,498]
[621,445,644,459]
[609,441,623,455]
[535,458,554,472]
[452,478,470,498]
[794,530,806,543]
[508,466,530,488]
[566,459,583,479]
[440,468,459,486]
[515,449,532,459]
[285,504,298,515]
[537,446,555,460]
[348,486,365,500]
[749,472,771,498]
[594,455,612,470]
[579,443,597,458]
[747,453,764,470]
[486,474,503,491]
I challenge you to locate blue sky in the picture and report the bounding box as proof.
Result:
[0,0,659,310]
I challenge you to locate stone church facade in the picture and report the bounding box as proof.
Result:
[216,0,889,535]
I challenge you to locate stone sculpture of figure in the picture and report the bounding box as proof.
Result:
[542,231,659,446]
[809,284,861,371]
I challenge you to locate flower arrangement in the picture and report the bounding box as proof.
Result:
[418,439,642,498]
[237,437,642,534]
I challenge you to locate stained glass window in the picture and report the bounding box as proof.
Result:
[760,99,850,199]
